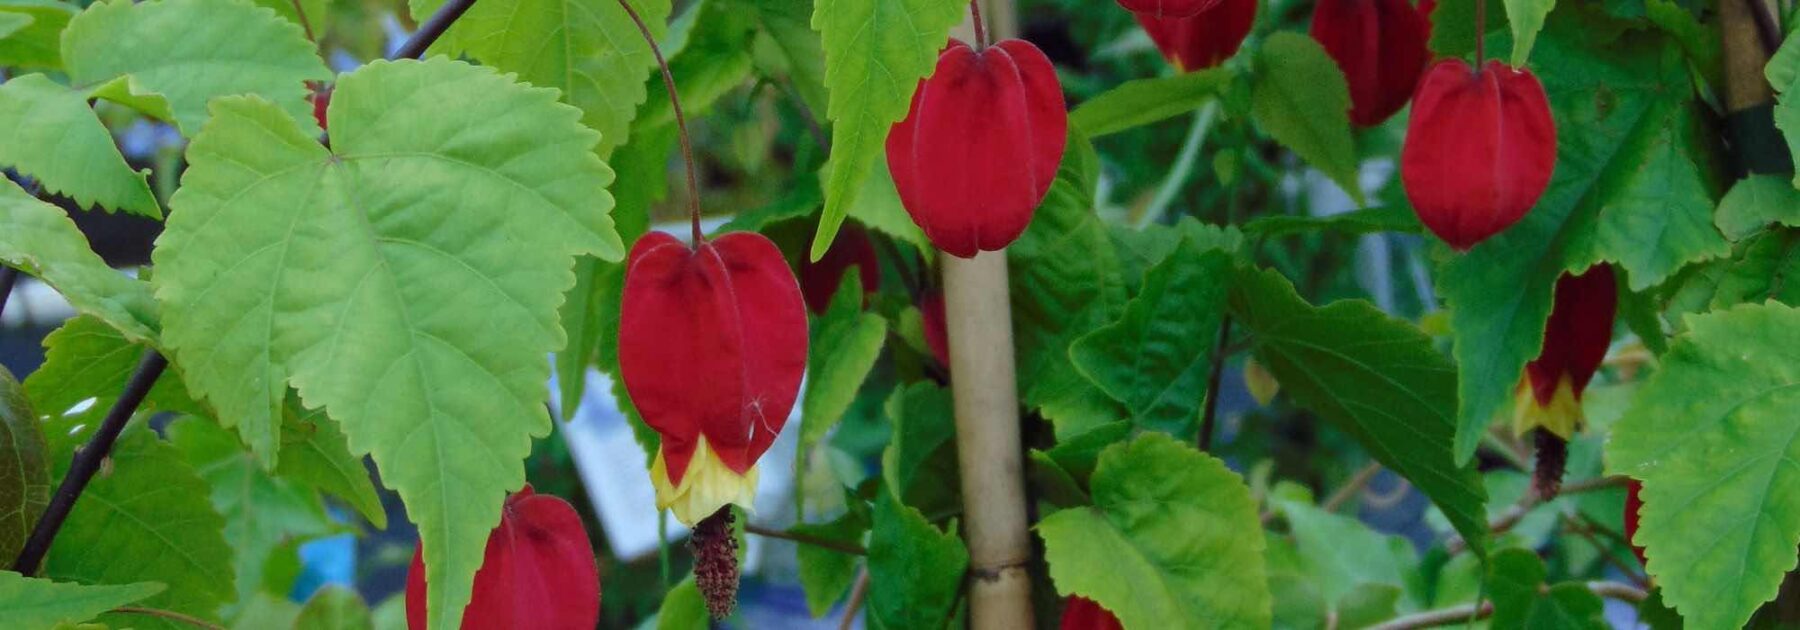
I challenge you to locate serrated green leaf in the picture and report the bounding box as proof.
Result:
[793,509,868,617]
[808,0,965,259]
[1717,175,1800,240]
[1251,33,1363,206]
[62,0,329,135]
[0,571,162,630]
[1231,267,1489,556]
[1503,0,1554,65]
[1107,219,1244,292]
[1488,548,1606,628]
[0,0,75,70]
[412,0,671,157]
[293,586,372,630]
[46,429,233,629]
[1071,239,1231,435]
[880,381,957,516]
[276,403,385,528]
[1275,500,1417,613]
[801,275,887,452]
[1039,433,1270,628]
[0,182,159,339]
[1071,67,1234,138]
[0,75,158,217]
[152,59,619,630]
[1770,32,1800,188]
[867,490,966,630]
[23,316,198,418]
[1606,303,1800,630]
[247,0,329,36]
[169,418,334,613]
[0,366,48,565]
[1440,22,1720,462]
[753,0,827,117]
[638,0,755,129]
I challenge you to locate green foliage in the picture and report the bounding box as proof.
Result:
[653,577,708,630]
[152,59,620,630]
[0,76,160,217]
[867,490,966,630]
[801,275,888,452]
[1242,206,1423,238]
[0,366,48,565]
[0,571,162,630]
[1071,239,1232,435]
[1039,433,1270,628]
[1274,500,1419,617]
[881,381,957,516]
[1251,33,1363,206]
[45,429,233,630]
[1230,267,1489,555]
[808,0,964,259]
[639,0,757,129]
[23,316,197,417]
[0,183,160,340]
[275,404,386,529]
[792,508,868,617]
[1770,31,1800,187]
[1071,68,1234,138]
[411,0,672,158]
[292,587,374,630]
[1487,548,1607,628]
[0,0,76,70]
[1439,18,1723,462]
[1716,175,1800,240]
[1608,303,1800,629]
[1504,0,1556,65]
[1429,0,1508,59]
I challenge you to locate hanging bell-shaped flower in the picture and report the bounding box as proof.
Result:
[1512,264,1616,440]
[1401,59,1557,250]
[405,486,599,630]
[1115,0,1219,18]
[799,222,879,314]
[1136,0,1257,72]
[1060,597,1124,630]
[1309,0,1432,126]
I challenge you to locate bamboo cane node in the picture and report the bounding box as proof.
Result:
[968,560,1032,583]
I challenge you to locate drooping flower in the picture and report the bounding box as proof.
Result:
[618,231,808,526]
[405,486,598,630]
[1513,264,1614,497]
[1115,0,1219,18]
[798,222,879,314]
[887,38,1067,258]
[1060,597,1124,630]
[1625,479,1646,566]
[919,287,950,367]
[1401,59,1556,250]
[1136,0,1257,72]
[1309,0,1432,126]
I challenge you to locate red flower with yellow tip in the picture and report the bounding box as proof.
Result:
[1513,264,1615,496]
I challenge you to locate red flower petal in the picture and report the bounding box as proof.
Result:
[1115,0,1220,19]
[1625,479,1646,565]
[1310,0,1432,126]
[1524,264,1616,405]
[888,39,1067,258]
[1136,0,1257,73]
[1401,59,1557,250]
[618,231,808,484]
[919,288,950,367]
[1060,597,1124,630]
[406,486,598,630]
[799,222,879,314]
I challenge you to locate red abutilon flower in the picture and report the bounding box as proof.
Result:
[1625,479,1646,566]
[1136,0,1257,72]
[1401,59,1556,250]
[618,230,807,526]
[1513,264,1614,497]
[1115,0,1218,18]
[919,288,950,367]
[305,80,332,135]
[798,222,879,314]
[1060,597,1124,630]
[887,38,1067,258]
[1309,0,1432,126]
[405,486,598,630]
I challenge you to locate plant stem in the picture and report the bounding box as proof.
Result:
[288,0,316,43]
[616,0,705,244]
[743,523,866,556]
[969,0,987,48]
[11,351,168,575]
[1137,102,1217,229]
[1367,582,1646,630]
[391,0,476,60]
[1197,314,1233,452]
[0,266,18,322]
[1445,475,1632,555]
[113,606,226,630]
[837,567,871,630]
[1473,0,1485,66]
[1321,461,1382,513]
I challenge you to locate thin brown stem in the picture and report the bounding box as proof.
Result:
[1368,582,1644,630]
[744,523,866,556]
[390,0,475,60]
[1321,462,1382,514]
[113,606,225,630]
[1561,514,1649,588]
[969,0,988,48]
[616,0,704,243]
[1197,315,1232,451]
[1474,0,1486,66]
[838,567,871,630]
[288,0,316,42]
[1445,475,1632,555]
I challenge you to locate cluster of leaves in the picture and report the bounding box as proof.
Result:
[0,0,1796,628]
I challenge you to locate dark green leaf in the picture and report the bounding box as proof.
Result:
[801,275,888,452]
[867,491,966,630]
[793,509,869,617]
[1716,175,1800,240]
[1251,33,1362,206]
[1071,68,1234,138]
[1487,548,1606,629]
[0,366,47,564]
[0,571,161,630]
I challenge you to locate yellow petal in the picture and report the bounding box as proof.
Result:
[1511,374,1582,439]
[651,436,759,526]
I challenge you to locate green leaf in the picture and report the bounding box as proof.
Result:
[276,403,386,528]
[1770,32,1800,188]
[0,75,159,217]
[1251,33,1362,206]
[0,571,162,630]
[152,59,620,630]
[293,586,373,630]
[0,183,159,341]
[46,429,233,629]
[1242,206,1423,238]
[1071,68,1234,138]
[808,0,965,259]
[880,381,957,515]
[793,509,869,617]
[1230,267,1489,556]
[1606,302,1800,629]
[1070,240,1232,435]
[0,366,48,565]
[1716,175,1800,240]
[412,0,671,158]
[1428,0,1508,59]
[752,0,828,117]
[0,0,76,70]
[169,418,335,612]
[62,0,330,135]
[1439,22,1723,462]
[638,0,756,129]
[1487,548,1606,628]
[867,490,967,630]
[1503,0,1555,65]
[1275,500,1416,613]
[1039,433,1270,628]
[841,158,933,255]
[654,577,708,630]
[23,316,197,418]
[801,275,888,452]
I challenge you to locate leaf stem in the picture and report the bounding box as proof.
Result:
[743,523,867,556]
[837,567,870,630]
[1473,0,1485,66]
[391,0,477,61]
[1197,314,1233,452]
[616,0,705,244]
[969,0,988,48]
[288,0,316,43]
[113,606,226,630]
[0,266,17,321]
[11,350,169,575]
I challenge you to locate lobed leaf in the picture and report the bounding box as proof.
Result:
[0,571,162,630]
[0,181,159,340]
